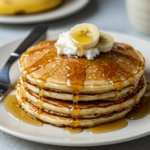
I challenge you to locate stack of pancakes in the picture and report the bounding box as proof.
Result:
[16,40,146,128]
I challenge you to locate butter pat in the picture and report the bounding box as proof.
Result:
[55,31,100,60]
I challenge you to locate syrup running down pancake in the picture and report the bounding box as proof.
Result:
[18,41,145,94]
[16,75,146,127]
[15,39,146,129]
[17,75,146,119]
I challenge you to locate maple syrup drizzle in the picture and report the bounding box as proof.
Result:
[19,41,144,131]
[69,94,81,129]
[3,95,43,126]
[18,72,27,108]
[130,86,134,93]
[126,95,150,120]
[88,119,127,134]
[20,41,60,115]
[22,40,56,57]
[36,61,63,109]
[12,83,18,90]
[35,109,42,119]
[66,59,87,129]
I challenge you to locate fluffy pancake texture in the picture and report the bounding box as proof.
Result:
[18,41,145,93]
[19,75,140,101]
[16,86,132,127]
[17,76,146,119]
[16,40,146,128]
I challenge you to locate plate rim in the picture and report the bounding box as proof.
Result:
[0,0,90,24]
[0,122,150,147]
[0,30,150,147]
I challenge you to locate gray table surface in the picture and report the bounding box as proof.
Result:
[0,0,150,149]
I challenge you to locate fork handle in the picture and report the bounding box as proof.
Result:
[14,24,48,56]
[7,24,48,64]
[0,25,48,86]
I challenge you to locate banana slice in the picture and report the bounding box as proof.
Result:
[95,32,114,52]
[69,23,100,49]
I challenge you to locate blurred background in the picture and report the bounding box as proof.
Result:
[0,0,150,47]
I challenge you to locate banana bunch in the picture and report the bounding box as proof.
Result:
[0,0,62,15]
[70,23,114,52]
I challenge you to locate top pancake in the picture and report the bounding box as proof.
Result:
[18,41,145,93]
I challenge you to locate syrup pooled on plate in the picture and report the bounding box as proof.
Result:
[4,39,145,133]
[88,119,128,134]
[126,95,150,120]
[3,95,43,126]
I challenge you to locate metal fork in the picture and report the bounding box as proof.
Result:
[0,25,48,97]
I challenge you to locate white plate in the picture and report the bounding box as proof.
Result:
[0,30,150,147]
[0,0,89,24]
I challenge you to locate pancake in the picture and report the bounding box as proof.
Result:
[19,75,140,101]
[18,41,145,94]
[16,39,146,129]
[16,87,132,127]
[16,75,146,119]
